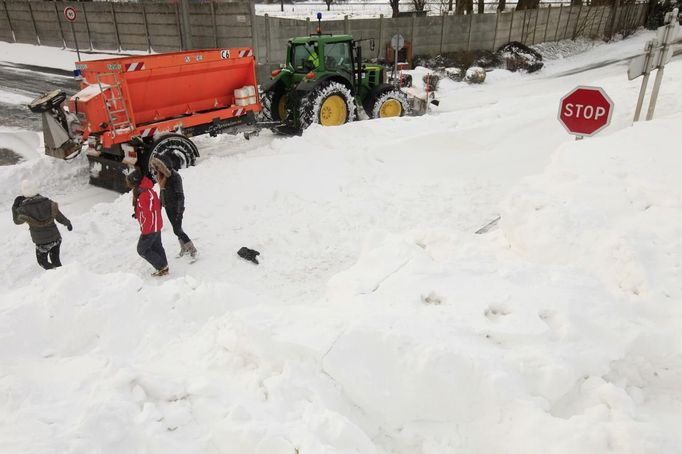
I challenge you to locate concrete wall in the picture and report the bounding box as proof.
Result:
[0,1,647,66]
[0,0,255,53]
[254,2,647,65]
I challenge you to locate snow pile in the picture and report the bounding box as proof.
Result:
[1,35,682,453]
[0,88,33,105]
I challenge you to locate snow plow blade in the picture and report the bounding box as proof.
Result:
[87,155,131,194]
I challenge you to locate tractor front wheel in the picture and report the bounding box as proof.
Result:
[145,133,199,176]
[366,88,410,119]
[299,81,356,129]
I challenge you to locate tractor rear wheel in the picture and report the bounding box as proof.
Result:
[261,86,289,122]
[145,134,199,176]
[299,81,356,129]
[366,88,410,119]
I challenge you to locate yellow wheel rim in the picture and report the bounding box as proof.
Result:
[378,98,402,118]
[277,95,288,120]
[319,95,347,126]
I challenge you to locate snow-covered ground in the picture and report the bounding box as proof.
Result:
[2,30,682,453]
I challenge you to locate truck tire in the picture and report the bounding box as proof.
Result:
[366,88,410,119]
[146,134,199,175]
[299,81,356,129]
[29,90,67,113]
[261,87,289,122]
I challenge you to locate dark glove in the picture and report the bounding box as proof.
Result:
[66,223,73,231]
[131,212,137,219]
[13,196,25,208]
[237,247,260,265]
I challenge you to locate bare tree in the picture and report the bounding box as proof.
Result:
[455,0,473,15]
[413,0,428,12]
[390,0,400,17]
[325,0,333,11]
[498,0,506,11]
[477,0,484,13]
[516,0,540,10]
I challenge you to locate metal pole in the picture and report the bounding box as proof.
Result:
[508,10,514,43]
[563,4,572,39]
[633,40,655,122]
[543,5,551,43]
[70,22,81,61]
[440,13,446,54]
[520,9,527,44]
[573,5,583,39]
[555,4,563,40]
[264,14,270,64]
[377,14,384,59]
[175,3,183,51]
[532,8,540,44]
[27,1,40,45]
[54,1,66,48]
[82,3,93,51]
[492,10,500,51]
[645,65,664,121]
[411,12,417,50]
[210,1,218,48]
[111,3,122,51]
[249,0,259,62]
[142,5,152,54]
[597,5,607,37]
[2,0,16,43]
[466,12,474,51]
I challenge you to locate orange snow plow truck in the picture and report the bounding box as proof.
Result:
[29,48,262,192]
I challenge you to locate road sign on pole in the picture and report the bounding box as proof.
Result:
[63,6,77,22]
[390,34,405,50]
[63,6,81,63]
[558,86,614,138]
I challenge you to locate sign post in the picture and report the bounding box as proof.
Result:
[558,86,614,139]
[63,6,81,62]
[628,7,679,122]
[390,33,404,82]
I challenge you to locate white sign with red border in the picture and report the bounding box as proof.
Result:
[64,6,77,23]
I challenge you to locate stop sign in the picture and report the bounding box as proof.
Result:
[558,86,614,137]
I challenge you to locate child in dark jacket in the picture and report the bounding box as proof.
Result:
[150,157,197,259]
[12,180,72,270]
[127,169,169,276]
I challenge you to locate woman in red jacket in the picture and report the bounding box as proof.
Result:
[127,170,168,276]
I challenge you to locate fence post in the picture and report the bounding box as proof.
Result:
[508,10,514,43]
[82,3,93,50]
[210,1,218,48]
[543,5,551,42]
[411,12,417,52]
[377,14,384,59]
[572,5,583,39]
[27,1,40,45]
[491,10,499,51]
[2,0,16,43]
[54,1,66,48]
[440,13,446,54]
[264,14,270,64]
[174,2,183,50]
[344,15,349,33]
[563,5,572,39]
[305,17,310,35]
[532,8,540,44]
[555,4,563,40]
[250,0,259,61]
[520,9,527,44]
[179,0,192,50]
[111,3,122,51]
[466,12,474,51]
[142,5,152,53]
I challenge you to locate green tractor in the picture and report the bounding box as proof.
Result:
[260,22,410,130]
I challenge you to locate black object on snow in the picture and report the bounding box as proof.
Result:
[496,41,544,73]
[238,247,260,265]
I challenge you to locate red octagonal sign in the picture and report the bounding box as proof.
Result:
[558,86,614,137]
